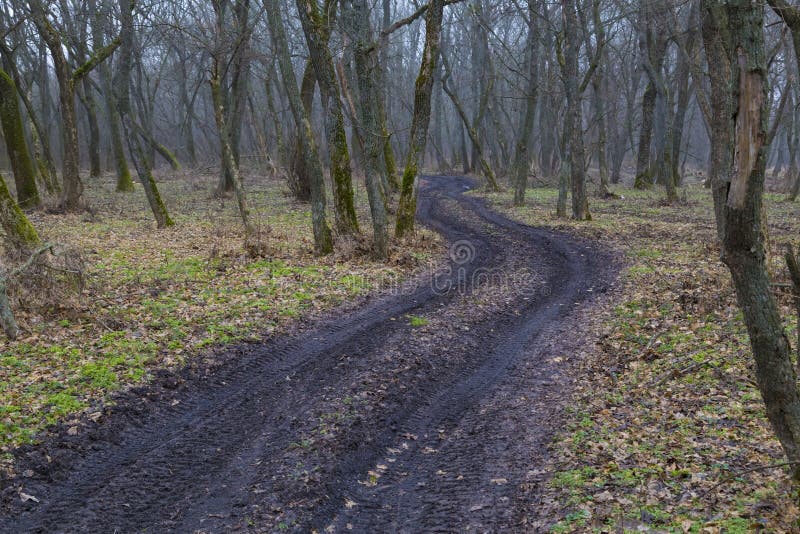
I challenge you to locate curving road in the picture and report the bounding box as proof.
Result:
[1,175,614,533]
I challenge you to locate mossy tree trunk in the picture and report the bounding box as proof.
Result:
[343,0,389,259]
[210,0,255,245]
[295,0,359,236]
[210,60,255,245]
[265,0,333,254]
[214,0,251,197]
[93,0,134,192]
[0,70,40,209]
[33,9,81,211]
[115,0,173,228]
[0,172,40,251]
[32,1,120,212]
[395,0,445,238]
[702,0,800,483]
[0,43,58,195]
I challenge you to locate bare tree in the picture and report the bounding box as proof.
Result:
[702,0,800,480]
[395,0,445,238]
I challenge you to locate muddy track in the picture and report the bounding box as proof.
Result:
[0,176,615,533]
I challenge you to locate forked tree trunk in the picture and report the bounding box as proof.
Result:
[296,0,360,236]
[703,0,800,483]
[32,6,82,211]
[32,2,120,211]
[210,0,255,246]
[344,0,389,259]
[265,0,333,254]
[210,76,255,243]
[115,0,173,228]
[93,0,134,192]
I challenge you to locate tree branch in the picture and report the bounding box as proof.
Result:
[72,36,121,84]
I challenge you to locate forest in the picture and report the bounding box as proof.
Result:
[1,0,800,531]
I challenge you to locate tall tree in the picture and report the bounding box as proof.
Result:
[210,0,255,246]
[0,69,40,208]
[265,0,333,254]
[343,0,389,259]
[30,1,119,212]
[702,0,800,482]
[395,0,445,238]
[295,0,360,235]
[93,0,134,192]
[562,0,589,220]
[633,1,668,190]
[115,0,174,228]
[513,0,540,206]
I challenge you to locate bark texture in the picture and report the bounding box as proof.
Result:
[702,0,800,481]
[265,0,333,254]
[395,0,445,238]
[295,0,359,235]
[0,70,40,209]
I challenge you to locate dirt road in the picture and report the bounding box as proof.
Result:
[1,175,614,533]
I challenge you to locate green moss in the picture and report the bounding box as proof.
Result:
[0,171,40,248]
[0,69,40,209]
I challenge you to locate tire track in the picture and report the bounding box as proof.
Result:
[0,175,614,533]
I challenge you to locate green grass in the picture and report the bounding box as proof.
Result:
[407,314,429,327]
[479,182,800,530]
[0,171,442,463]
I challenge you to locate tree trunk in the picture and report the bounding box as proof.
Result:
[79,79,102,178]
[634,2,668,190]
[295,0,359,235]
[395,0,445,238]
[0,172,40,251]
[344,0,389,259]
[115,0,173,228]
[0,70,40,209]
[32,7,82,211]
[562,0,589,220]
[703,0,800,482]
[210,71,255,244]
[265,0,333,254]
[440,53,499,191]
[512,0,540,206]
[93,1,134,192]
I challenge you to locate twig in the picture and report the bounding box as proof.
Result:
[643,329,666,353]
[702,461,800,499]
[0,243,55,339]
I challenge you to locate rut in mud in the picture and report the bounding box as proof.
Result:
[0,176,615,533]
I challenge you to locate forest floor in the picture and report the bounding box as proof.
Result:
[478,183,800,532]
[0,169,441,473]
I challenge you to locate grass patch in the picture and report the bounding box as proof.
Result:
[0,170,442,467]
[407,314,429,327]
[479,182,800,531]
